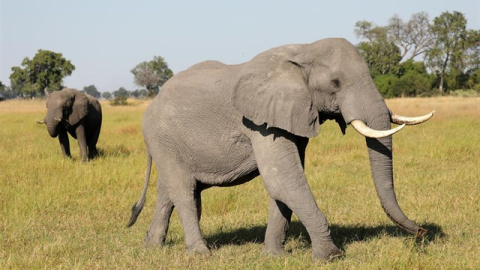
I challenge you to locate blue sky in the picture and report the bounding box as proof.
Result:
[1,0,479,92]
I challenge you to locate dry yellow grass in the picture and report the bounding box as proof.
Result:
[387,96,480,120]
[1,97,479,269]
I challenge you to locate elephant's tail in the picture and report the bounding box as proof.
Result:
[127,151,153,227]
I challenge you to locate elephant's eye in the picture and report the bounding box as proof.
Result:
[331,78,341,88]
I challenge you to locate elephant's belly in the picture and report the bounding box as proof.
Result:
[189,131,259,186]
[150,118,259,187]
[193,157,260,187]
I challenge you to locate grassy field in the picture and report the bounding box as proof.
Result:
[1,97,479,269]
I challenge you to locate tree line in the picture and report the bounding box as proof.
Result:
[0,50,173,100]
[81,55,174,101]
[1,10,478,100]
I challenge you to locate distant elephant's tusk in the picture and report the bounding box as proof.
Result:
[351,120,405,138]
[36,120,45,124]
[390,111,435,125]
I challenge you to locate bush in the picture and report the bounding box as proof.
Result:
[110,96,128,106]
[450,89,480,97]
[374,74,398,98]
[392,72,431,97]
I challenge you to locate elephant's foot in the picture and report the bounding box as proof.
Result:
[311,242,342,262]
[264,241,286,256]
[186,240,211,256]
[264,247,285,257]
[144,230,166,247]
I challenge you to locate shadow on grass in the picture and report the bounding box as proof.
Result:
[96,145,131,158]
[205,222,445,251]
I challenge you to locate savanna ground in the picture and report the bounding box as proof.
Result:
[1,97,479,269]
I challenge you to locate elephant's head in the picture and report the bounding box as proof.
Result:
[233,38,432,236]
[42,88,89,137]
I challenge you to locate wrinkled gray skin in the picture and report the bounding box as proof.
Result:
[42,88,102,162]
[128,38,427,261]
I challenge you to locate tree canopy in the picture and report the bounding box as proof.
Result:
[131,56,173,97]
[9,50,75,97]
[113,87,129,98]
[425,11,480,92]
[356,10,480,97]
[102,91,112,100]
[83,85,101,98]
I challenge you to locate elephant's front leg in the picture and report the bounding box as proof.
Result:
[75,124,88,162]
[58,129,71,158]
[264,199,292,255]
[251,132,341,261]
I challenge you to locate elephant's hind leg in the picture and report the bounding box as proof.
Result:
[163,163,210,255]
[145,177,174,247]
[87,124,101,159]
[264,199,292,255]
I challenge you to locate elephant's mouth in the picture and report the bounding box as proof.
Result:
[318,113,347,135]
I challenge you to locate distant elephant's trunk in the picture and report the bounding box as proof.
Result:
[46,119,59,138]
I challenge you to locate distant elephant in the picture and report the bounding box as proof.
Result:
[128,38,434,261]
[37,88,102,162]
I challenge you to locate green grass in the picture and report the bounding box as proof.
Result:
[1,97,479,269]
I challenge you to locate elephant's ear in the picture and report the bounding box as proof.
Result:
[68,90,89,126]
[232,53,320,138]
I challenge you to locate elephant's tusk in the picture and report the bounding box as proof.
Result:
[54,118,62,123]
[36,120,45,124]
[390,111,435,125]
[351,120,405,138]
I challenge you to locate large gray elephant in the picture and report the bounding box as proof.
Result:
[128,38,433,261]
[37,88,102,162]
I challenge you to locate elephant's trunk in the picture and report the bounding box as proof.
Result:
[340,76,426,237]
[364,103,426,236]
[366,135,425,236]
[46,119,59,138]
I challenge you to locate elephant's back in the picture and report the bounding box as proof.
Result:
[146,63,240,123]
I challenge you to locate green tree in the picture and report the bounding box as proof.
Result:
[425,11,471,92]
[9,66,29,95]
[113,87,129,98]
[357,40,402,77]
[102,91,112,99]
[83,85,101,98]
[0,82,17,99]
[130,89,148,99]
[466,68,480,90]
[0,81,6,100]
[373,74,399,98]
[355,21,402,77]
[354,21,386,42]
[393,72,431,97]
[9,49,75,97]
[131,56,173,97]
[374,60,433,98]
